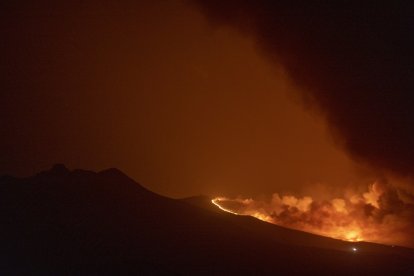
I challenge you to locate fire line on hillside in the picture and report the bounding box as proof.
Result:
[212,181,414,248]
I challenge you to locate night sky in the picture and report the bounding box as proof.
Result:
[2,0,413,198]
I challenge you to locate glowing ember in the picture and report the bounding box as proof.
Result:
[211,198,239,215]
[211,181,414,248]
[345,231,362,242]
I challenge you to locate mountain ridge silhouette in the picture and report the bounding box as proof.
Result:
[1,164,414,274]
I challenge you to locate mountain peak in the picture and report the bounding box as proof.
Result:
[51,163,68,170]
[99,167,127,177]
[48,163,70,176]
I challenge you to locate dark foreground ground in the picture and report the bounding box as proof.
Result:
[1,165,414,275]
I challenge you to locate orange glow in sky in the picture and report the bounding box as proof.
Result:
[0,0,361,199]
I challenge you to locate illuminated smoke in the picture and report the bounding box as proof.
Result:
[213,181,414,248]
[192,2,414,248]
[192,1,414,182]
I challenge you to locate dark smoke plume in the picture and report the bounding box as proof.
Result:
[192,0,414,179]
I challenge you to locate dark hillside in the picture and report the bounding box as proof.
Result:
[1,165,413,275]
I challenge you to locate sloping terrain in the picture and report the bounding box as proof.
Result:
[1,165,413,275]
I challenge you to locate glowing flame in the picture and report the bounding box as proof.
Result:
[345,230,362,242]
[211,198,239,215]
[211,196,367,242]
[211,181,414,247]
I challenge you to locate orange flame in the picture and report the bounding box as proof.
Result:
[212,181,414,247]
[211,198,239,215]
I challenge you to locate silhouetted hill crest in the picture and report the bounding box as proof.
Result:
[181,195,219,212]
[98,167,140,186]
[1,165,414,274]
[29,164,152,196]
[35,163,70,178]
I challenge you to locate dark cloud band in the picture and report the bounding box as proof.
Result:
[192,0,414,179]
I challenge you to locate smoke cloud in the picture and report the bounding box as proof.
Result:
[192,1,414,180]
[194,2,414,246]
[214,181,414,247]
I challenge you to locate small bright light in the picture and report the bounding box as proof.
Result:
[352,247,358,252]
